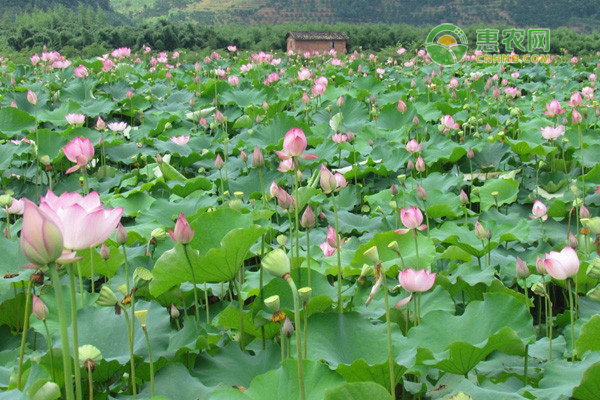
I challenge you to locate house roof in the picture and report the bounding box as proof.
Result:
[286,31,349,41]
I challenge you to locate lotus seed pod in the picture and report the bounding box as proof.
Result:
[363,246,380,264]
[298,287,312,303]
[264,295,281,312]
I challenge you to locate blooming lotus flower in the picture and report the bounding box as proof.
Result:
[39,190,123,251]
[227,45,237,52]
[73,65,89,78]
[540,125,565,140]
[544,100,565,117]
[543,247,580,280]
[567,92,582,107]
[275,128,317,160]
[448,77,459,88]
[169,213,194,244]
[531,200,548,221]
[582,86,594,100]
[297,67,311,81]
[107,122,127,132]
[334,173,347,191]
[170,135,190,146]
[320,225,344,257]
[62,137,94,174]
[20,199,64,266]
[8,198,24,215]
[228,75,239,86]
[441,115,459,132]
[312,82,326,96]
[395,206,427,234]
[65,113,85,126]
[398,268,436,293]
[332,133,347,143]
[405,139,421,154]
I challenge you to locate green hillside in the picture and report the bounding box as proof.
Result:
[110,0,600,30]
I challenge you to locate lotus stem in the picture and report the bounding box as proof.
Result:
[293,163,301,287]
[332,193,343,313]
[284,275,305,400]
[305,229,311,288]
[43,320,56,382]
[17,280,32,390]
[182,244,201,328]
[122,310,136,398]
[413,231,420,269]
[142,326,155,397]
[204,282,210,326]
[380,263,396,399]
[49,264,75,400]
[67,265,83,400]
[236,273,245,351]
[89,247,95,293]
[87,363,93,400]
[567,278,576,363]
[524,344,529,386]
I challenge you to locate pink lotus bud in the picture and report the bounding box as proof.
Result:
[269,182,279,198]
[485,123,492,133]
[27,89,38,105]
[170,304,180,319]
[300,206,315,228]
[412,115,420,126]
[516,257,530,279]
[126,90,133,100]
[415,155,426,172]
[282,316,294,337]
[391,183,398,196]
[572,109,582,124]
[189,97,195,107]
[531,200,548,221]
[568,232,579,248]
[467,148,475,159]
[459,190,469,204]
[580,204,591,219]
[397,99,407,113]
[169,213,195,244]
[215,154,224,170]
[282,128,307,157]
[20,199,64,266]
[474,221,486,240]
[326,225,339,248]
[406,159,414,171]
[302,92,310,104]
[166,71,172,81]
[320,164,337,194]
[215,110,226,124]
[96,117,106,131]
[199,117,207,127]
[536,256,547,275]
[347,130,355,142]
[100,243,110,260]
[32,295,49,321]
[416,185,426,201]
[156,153,163,164]
[116,223,128,245]
[337,96,344,107]
[251,146,264,168]
[334,173,347,192]
[276,187,295,211]
[10,101,17,108]
[240,150,248,163]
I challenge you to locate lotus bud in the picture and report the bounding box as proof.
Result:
[586,258,600,279]
[531,282,546,297]
[347,130,355,142]
[151,227,167,242]
[27,89,38,105]
[568,232,579,249]
[116,223,128,245]
[416,184,426,201]
[97,286,119,307]
[390,183,398,196]
[587,284,600,302]
[467,148,475,159]
[20,199,63,266]
[300,206,315,229]
[298,287,312,303]
[536,256,547,275]
[32,295,49,321]
[39,155,51,167]
[516,257,530,279]
[215,154,224,170]
[282,316,294,338]
[459,190,469,204]
[169,213,194,244]
[361,204,370,213]
[406,159,414,171]
[261,248,291,278]
[415,155,426,172]
[240,150,248,163]
[170,304,180,319]
[580,204,591,219]
[276,235,287,246]
[359,264,373,279]
[264,295,281,312]
[474,221,486,240]
[100,243,110,261]
[582,217,600,235]
[363,246,380,264]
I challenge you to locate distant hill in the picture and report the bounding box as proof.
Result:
[0,0,111,13]
[110,0,600,30]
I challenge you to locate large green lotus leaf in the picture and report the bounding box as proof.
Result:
[36,100,81,126]
[406,292,535,375]
[192,341,280,388]
[377,103,415,131]
[335,359,404,392]
[422,134,467,163]
[109,191,156,216]
[331,210,386,239]
[338,97,369,132]
[215,304,280,339]
[475,178,520,212]
[245,114,308,150]
[0,107,36,138]
[352,230,436,270]
[573,361,600,400]
[324,381,392,400]
[210,360,345,400]
[221,88,267,108]
[189,208,253,256]
[76,245,124,278]
[445,378,525,400]
[576,314,600,357]
[304,312,411,368]
[34,129,68,160]
[81,98,117,117]
[413,102,442,122]
[0,236,31,296]
[525,353,600,400]
[167,176,213,197]
[138,362,211,400]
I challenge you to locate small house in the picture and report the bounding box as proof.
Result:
[286,31,349,54]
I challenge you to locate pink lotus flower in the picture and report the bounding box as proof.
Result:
[441,115,459,132]
[395,206,427,235]
[108,122,127,132]
[170,135,190,146]
[332,133,347,143]
[20,199,64,266]
[516,257,530,279]
[96,117,106,130]
[415,155,426,172]
[27,90,38,105]
[215,154,224,170]
[405,139,421,154]
[32,294,49,321]
[298,67,311,81]
[227,45,237,52]
[320,164,337,194]
[300,206,315,228]
[544,100,565,117]
[65,113,85,126]
[169,213,194,244]
[448,77,459,88]
[543,247,580,280]
[228,75,239,86]
[530,200,548,221]
[73,65,89,78]
[276,187,295,211]
[334,172,347,190]
[504,87,518,98]
[398,268,436,292]
[540,125,565,140]
[8,198,24,215]
[582,86,594,100]
[278,158,294,173]
[320,225,344,257]
[62,137,94,174]
[252,146,264,168]
[397,99,407,113]
[39,190,123,251]
[275,128,317,160]
[567,92,582,107]
[571,109,582,125]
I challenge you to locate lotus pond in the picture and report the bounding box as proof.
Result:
[1,48,600,400]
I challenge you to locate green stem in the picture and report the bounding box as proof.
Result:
[293,163,301,287]
[67,266,83,400]
[381,265,396,398]
[182,245,201,328]
[17,280,32,390]
[413,232,420,268]
[49,264,75,400]
[122,309,136,398]
[285,276,305,400]
[142,327,155,397]
[568,279,576,362]
[204,282,210,326]
[4,206,10,239]
[417,292,421,326]
[77,262,84,308]
[43,320,56,382]
[522,278,529,308]
[236,274,245,351]
[306,229,311,288]
[280,323,285,362]
[303,303,308,360]
[89,247,95,293]
[524,344,529,386]
[579,125,586,204]
[333,193,343,313]
[260,236,266,350]
[87,364,93,400]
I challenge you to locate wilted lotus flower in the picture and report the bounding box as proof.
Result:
[62,137,94,174]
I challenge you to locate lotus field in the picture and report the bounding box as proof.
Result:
[2,47,600,400]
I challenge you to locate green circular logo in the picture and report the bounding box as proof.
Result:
[425,24,469,66]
